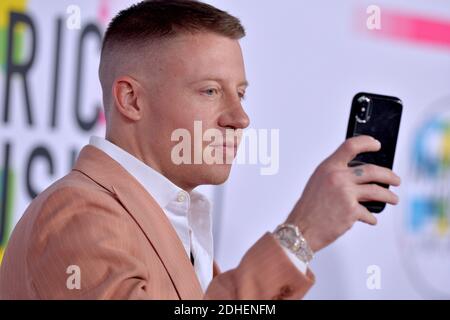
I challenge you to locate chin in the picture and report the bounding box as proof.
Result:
[196,163,233,186]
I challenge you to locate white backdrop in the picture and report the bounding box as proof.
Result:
[207,0,450,299]
[1,0,449,299]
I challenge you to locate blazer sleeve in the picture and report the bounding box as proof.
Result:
[204,232,315,300]
[27,187,314,299]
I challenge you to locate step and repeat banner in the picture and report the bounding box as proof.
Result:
[0,0,111,262]
[1,0,449,299]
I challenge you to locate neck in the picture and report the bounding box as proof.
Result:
[104,134,195,193]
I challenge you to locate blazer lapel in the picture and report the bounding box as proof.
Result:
[73,145,203,299]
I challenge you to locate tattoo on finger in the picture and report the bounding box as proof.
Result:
[353,168,364,177]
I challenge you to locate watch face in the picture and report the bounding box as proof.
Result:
[275,224,313,263]
[278,227,298,248]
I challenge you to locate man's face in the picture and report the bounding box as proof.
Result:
[134,32,250,190]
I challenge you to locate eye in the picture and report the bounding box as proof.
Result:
[203,88,220,97]
[238,91,246,101]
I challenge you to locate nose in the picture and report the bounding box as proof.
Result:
[218,99,250,130]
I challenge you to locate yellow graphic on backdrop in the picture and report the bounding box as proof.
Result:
[0,0,27,68]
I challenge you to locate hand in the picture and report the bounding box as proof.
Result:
[284,135,401,253]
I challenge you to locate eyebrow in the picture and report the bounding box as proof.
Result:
[239,80,249,88]
[191,78,249,88]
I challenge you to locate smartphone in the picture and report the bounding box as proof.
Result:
[346,92,403,213]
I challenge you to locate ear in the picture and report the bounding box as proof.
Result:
[112,76,142,121]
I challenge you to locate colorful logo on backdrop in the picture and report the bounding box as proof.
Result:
[399,97,450,298]
[0,0,110,264]
[0,0,27,264]
[0,163,15,262]
[0,0,27,69]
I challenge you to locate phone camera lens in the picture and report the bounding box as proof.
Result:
[356,95,372,123]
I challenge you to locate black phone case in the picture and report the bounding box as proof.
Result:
[346,92,403,213]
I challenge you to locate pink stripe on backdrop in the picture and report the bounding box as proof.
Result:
[357,7,450,51]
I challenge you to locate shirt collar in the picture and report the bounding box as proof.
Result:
[89,136,190,210]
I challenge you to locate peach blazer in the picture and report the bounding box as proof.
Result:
[0,145,314,299]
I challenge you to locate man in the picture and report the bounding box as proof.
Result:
[0,0,400,299]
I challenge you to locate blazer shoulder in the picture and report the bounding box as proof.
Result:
[14,169,128,246]
[34,169,126,222]
[22,170,102,211]
[0,170,153,299]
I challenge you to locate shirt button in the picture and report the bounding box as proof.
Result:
[177,192,186,202]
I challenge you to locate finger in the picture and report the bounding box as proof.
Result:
[350,164,401,186]
[332,135,381,165]
[356,184,399,205]
[357,206,378,226]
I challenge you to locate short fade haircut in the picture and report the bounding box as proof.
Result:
[99,0,245,119]
[102,0,245,50]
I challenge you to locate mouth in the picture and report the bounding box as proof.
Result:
[211,142,237,148]
[209,142,238,155]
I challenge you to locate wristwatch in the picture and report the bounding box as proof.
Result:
[273,223,314,264]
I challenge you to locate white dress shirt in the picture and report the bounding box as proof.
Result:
[89,136,307,292]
